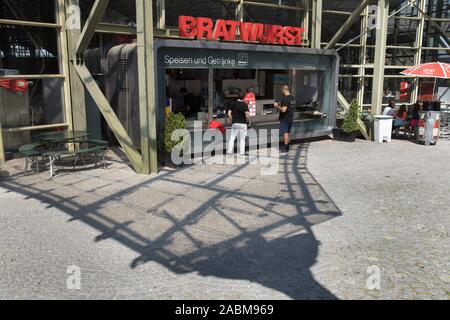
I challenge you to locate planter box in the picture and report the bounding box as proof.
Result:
[332,128,357,142]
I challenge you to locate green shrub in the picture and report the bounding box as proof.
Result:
[342,99,360,133]
[162,112,187,153]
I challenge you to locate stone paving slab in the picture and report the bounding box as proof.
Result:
[0,139,449,300]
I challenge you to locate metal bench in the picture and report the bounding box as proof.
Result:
[18,143,43,174]
[44,140,109,178]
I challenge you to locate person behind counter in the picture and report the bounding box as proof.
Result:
[227,91,250,156]
[274,85,296,153]
[180,87,199,118]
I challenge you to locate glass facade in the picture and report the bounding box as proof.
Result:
[0,0,67,155]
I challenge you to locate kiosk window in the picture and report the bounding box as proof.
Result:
[166,69,209,121]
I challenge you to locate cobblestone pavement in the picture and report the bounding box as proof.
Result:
[0,139,449,300]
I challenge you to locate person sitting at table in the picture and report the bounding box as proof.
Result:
[383,100,397,117]
[409,102,421,128]
[393,104,407,129]
[394,104,408,127]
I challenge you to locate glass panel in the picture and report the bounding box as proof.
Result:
[321,15,361,44]
[81,0,153,26]
[426,0,450,18]
[339,67,359,76]
[422,22,450,48]
[165,0,236,28]
[385,48,416,66]
[417,78,450,102]
[208,68,327,124]
[383,77,414,104]
[421,48,450,63]
[0,77,65,151]
[0,0,56,23]
[244,4,304,26]
[339,77,359,103]
[387,18,418,46]
[0,25,60,74]
[362,77,373,106]
[365,47,375,64]
[338,47,361,65]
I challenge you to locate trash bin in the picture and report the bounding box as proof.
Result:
[417,110,440,146]
[373,115,393,143]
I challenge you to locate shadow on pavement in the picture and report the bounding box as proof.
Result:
[0,142,341,299]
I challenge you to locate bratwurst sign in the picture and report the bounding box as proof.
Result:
[179,16,304,46]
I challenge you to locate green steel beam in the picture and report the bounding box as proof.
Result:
[0,117,4,163]
[75,64,143,172]
[66,0,87,133]
[95,23,136,35]
[76,0,109,55]
[325,0,375,49]
[156,0,166,29]
[371,0,389,116]
[136,0,158,174]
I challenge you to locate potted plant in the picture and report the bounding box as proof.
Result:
[333,99,360,142]
[160,112,189,167]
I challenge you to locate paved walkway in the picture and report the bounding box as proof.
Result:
[0,139,449,299]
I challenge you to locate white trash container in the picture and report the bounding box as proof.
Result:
[373,115,393,143]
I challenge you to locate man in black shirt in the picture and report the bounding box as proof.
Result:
[274,85,295,153]
[227,92,250,156]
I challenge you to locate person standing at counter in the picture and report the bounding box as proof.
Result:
[274,85,295,153]
[227,91,250,156]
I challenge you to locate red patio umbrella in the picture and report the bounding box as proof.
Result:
[400,62,450,100]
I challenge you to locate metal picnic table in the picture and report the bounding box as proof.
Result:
[37,130,90,150]
[21,130,107,178]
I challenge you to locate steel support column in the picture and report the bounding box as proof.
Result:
[357,7,369,109]
[157,0,166,29]
[66,0,87,133]
[0,116,4,162]
[58,0,74,136]
[411,0,427,104]
[311,0,322,48]
[237,0,244,22]
[136,0,158,174]
[370,0,389,116]
[302,0,309,44]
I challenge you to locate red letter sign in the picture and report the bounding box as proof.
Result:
[179,16,197,38]
[178,16,304,46]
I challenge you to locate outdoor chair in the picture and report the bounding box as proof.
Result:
[18,143,44,174]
